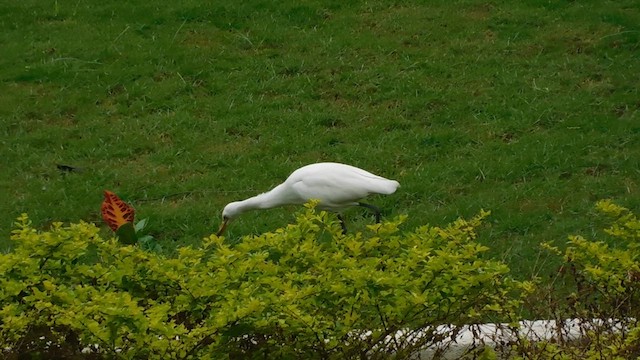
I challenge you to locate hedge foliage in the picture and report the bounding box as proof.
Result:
[0,203,526,359]
[519,200,640,359]
[2,201,638,359]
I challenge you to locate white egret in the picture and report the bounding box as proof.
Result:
[217,162,400,235]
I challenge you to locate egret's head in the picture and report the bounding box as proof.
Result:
[216,202,242,236]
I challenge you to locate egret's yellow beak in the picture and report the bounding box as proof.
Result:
[216,218,230,236]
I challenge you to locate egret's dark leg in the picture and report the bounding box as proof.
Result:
[358,202,382,223]
[337,214,348,234]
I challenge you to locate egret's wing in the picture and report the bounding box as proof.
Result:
[288,164,396,209]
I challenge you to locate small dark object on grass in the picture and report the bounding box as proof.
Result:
[56,164,84,173]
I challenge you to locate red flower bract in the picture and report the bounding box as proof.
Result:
[101,190,135,232]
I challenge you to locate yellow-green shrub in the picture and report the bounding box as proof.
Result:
[518,200,640,359]
[1,205,525,359]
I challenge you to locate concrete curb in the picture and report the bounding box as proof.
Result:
[406,318,629,359]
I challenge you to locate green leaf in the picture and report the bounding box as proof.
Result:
[139,235,162,253]
[115,222,137,245]
[134,218,149,233]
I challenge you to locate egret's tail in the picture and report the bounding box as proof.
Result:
[378,179,400,195]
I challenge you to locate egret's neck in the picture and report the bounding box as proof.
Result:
[233,184,292,214]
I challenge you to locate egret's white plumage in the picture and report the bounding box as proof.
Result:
[217,162,399,235]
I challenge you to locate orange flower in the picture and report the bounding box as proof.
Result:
[101,190,135,231]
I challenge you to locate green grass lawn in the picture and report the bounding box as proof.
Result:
[1,0,638,278]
